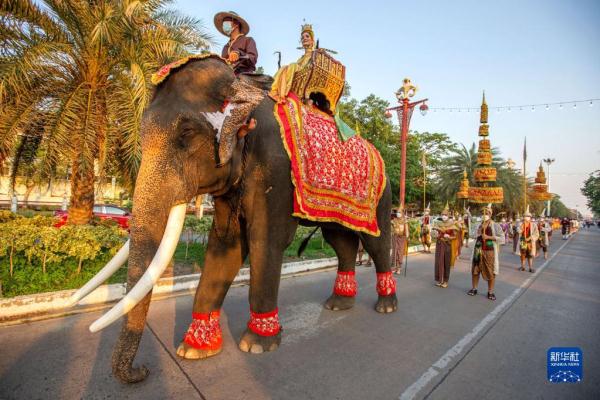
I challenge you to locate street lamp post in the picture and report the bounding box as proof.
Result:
[543,158,555,217]
[385,78,428,210]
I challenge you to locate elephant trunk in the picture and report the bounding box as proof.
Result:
[107,156,186,383]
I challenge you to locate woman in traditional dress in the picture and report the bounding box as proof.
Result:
[433,204,458,288]
[391,209,409,275]
[269,24,315,103]
[468,204,505,301]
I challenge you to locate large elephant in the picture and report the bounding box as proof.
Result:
[72,55,396,383]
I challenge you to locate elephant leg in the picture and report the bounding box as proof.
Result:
[360,198,398,313]
[238,215,297,355]
[177,197,248,360]
[322,228,359,311]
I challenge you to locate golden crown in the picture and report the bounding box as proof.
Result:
[301,23,314,36]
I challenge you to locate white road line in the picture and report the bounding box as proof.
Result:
[399,237,572,400]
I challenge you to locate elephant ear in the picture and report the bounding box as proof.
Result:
[210,79,265,166]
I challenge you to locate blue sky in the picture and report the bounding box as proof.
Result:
[180,1,600,215]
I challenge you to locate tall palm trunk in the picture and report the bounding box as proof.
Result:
[69,156,95,225]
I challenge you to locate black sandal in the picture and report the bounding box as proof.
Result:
[467,289,478,296]
[529,268,535,273]
[487,292,496,301]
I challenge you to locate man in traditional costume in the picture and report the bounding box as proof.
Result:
[512,215,521,255]
[391,209,409,275]
[453,211,464,259]
[433,203,458,288]
[270,24,316,104]
[214,11,258,75]
[518,206,539,272]
[421,203,432,253]
[468,204,505,301]
[500,217,509,246]
[537,210,552,260]
[561,217,570,239]
[462,208,471,248]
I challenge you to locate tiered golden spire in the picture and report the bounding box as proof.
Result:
[468,92,504,204]
[457,170,470,199]
[530,163,552,200]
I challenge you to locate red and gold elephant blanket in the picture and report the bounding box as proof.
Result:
[274,93,386,236]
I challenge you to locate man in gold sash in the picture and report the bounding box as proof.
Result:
[391,208,410,275]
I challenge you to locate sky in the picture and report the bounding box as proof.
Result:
[180,1,599,215]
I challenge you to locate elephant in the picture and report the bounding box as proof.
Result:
[70,55,396,383]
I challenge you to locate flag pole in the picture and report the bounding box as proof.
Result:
[522,137,527,214]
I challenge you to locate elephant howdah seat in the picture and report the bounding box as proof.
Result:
[275,92,386,236]
[289,48,346,113]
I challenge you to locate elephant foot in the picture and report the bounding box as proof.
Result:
[113,364,149,384]
[323,293,355,311]
[176,341,222,360]
[238,328,281,354]
[375,294,398,313]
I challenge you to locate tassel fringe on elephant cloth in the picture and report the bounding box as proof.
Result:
[183,311,223,351]
[248,309,281,336]
[274,92,387,236]
[333,271,358,296]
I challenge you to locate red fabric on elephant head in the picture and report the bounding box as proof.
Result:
[376,272,396,296]
[248,308,281,336]
[183,311,223,351]
[333,270,358,297]
[274,93,386,236]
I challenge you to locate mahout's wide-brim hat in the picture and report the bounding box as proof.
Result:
[214,11,250,36]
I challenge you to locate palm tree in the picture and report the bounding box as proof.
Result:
[434,143,525,213]
[0,0,212,224]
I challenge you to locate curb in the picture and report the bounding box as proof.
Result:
[0,243,435,324]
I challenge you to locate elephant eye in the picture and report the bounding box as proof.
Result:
[177,128,196,147]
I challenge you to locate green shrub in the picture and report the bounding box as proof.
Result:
[0,216,126,297]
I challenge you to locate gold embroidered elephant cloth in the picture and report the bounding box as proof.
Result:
[274,93,386,236]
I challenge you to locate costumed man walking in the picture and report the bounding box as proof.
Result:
[391,209,409,275]
[518,206,539,272]
[462,208,471,248]
[454,211,464,259]
[512,215,521,255]
[468,204,505,301]
[215,11,258,75]
[500,217,509,246]
[421,203,432,253]
[561,217,570,239]
[433,203,458,288]
[537,210,552,260]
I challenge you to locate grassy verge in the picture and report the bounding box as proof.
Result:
[1,236,335,298]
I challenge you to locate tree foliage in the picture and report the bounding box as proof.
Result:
[0,0,212,223]
[581,170,600,217]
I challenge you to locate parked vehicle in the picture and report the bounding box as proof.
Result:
[54,204,131,229]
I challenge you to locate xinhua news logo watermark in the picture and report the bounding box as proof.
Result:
[547,347,583,383]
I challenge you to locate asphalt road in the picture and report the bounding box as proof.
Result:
[0,229,599,400]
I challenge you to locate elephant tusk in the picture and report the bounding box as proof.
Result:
[89,204,187,333]
[66,240,130,307]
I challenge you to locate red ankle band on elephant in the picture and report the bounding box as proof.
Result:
[333,271,358,297]
[183,311,223,351]
[376,272,396,296]
[248,308,281,336]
